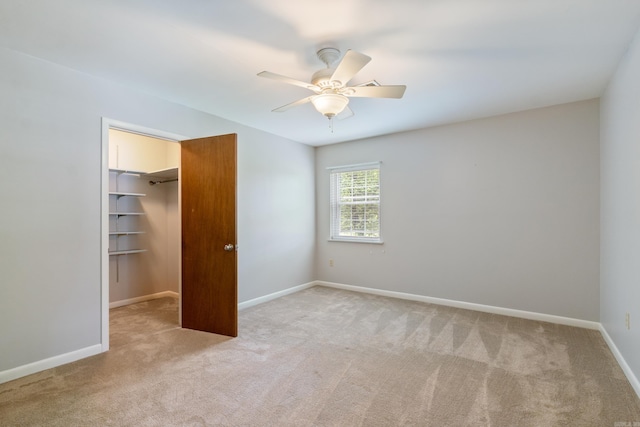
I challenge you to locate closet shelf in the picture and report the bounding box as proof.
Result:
[109,168,146,175]
[142,167,178,181]
[109,166,148,259]
[109,191,146,198]
[109,231,146,236]
[109,249,147,256]
[109,212,145,216]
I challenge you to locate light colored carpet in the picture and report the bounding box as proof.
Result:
[1,286,639,426]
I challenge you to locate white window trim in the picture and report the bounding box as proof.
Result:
[328,237,385,244]
[328,161,383,244]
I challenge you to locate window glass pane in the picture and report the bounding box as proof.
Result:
[330,164,381,241]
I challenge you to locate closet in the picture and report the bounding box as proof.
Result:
[108,129,180,306]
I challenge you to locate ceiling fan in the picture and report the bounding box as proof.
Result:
[258,47,406,120]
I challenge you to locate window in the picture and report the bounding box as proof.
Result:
[329,162,382,243]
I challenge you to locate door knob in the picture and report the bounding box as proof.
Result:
[224,244,235,252]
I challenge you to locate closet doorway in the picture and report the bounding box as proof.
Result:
[100,119,238,352]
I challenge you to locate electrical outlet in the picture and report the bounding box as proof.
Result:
[626,313,631,330]
[329,259,334,267]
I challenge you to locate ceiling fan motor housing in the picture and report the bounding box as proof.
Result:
[311,68,336,88]
[313,47,343,89]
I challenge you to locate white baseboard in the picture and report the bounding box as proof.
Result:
[315,281,601,330]
[238,281,316,311]
[109,291,179,309]
[0,344,102,385]
[599,325,640,399]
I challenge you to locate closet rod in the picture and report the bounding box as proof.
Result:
[148,178,178,186]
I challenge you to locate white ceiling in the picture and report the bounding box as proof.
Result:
[1,1,640,146]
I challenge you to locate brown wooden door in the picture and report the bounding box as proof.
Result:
[181,134,237,337]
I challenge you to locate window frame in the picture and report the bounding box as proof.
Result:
[328,161,383,244]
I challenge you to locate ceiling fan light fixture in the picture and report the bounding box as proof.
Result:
[311,93,349,119]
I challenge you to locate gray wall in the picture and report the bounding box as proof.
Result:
[316,100,600,321]
[600,25,640,382]
[0,46,315,372]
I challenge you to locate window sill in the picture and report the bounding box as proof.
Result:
[328,238,384,245]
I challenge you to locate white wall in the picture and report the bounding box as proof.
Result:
[316,100,600,321]
[0,46,315,375]
[600,26,640,385]
[108,129,179,172]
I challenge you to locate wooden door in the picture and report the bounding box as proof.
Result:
[181,134,237,337]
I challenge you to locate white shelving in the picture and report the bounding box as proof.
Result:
[143,167,178,181]
[109,231,145,236]
[109,169,146,256]
[109,191,146,198]
[109,249,147,256]
[143,167,179,186]
[109,212,145,216]
[109,168,146,175]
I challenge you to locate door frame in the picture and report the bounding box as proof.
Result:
[100,118,188,352]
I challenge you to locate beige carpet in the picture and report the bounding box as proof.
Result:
[1,286,639,426]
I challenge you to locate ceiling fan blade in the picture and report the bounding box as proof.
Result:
[346,85,406,99]
[330,50,371,86]
[336,105,354,120]
[258,71,320,92]
[272,96,314,112]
